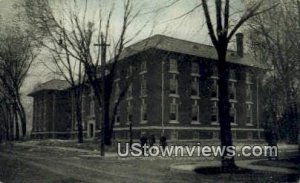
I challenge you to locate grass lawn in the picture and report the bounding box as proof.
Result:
[1,143,299,183]
[194,166,299,183]
[252,156,300,170]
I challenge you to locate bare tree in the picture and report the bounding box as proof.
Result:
[0,91,15,142]
[0,24,37,138]
[261,76,286,140]
[22,0,150,155]
[198,0,276,170]
[50,40,87,143]
[31,20,87,143]
[248,0,300,143]
[0,94,9,141]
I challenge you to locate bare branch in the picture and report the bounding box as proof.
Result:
[201,0,218,47]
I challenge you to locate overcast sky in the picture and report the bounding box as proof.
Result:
[44,0,245,45]
[0,0,246,94]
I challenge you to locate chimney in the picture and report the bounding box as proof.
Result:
[236,33,244,57]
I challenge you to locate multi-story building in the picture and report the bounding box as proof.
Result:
[29,34,266,143]
[28,80,72,139]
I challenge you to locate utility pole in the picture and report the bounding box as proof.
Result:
[94,33,110,156]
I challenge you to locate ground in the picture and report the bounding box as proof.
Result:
[0,141,299,183]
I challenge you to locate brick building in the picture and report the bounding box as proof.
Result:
[28,80,72,139]
[29,34,266,143]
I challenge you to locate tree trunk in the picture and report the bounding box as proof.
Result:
[10,105,14,141]
[15,112,19,141]
[15,93,27,137]
[6,103,12,141]
[217,49,237,170]
[18,107,26,138]
[89,79,105,155]
[75,95,83,143]
[285,87,298,144]
[103,100,111,146]
[0,105,7,142]
[13,102,20,140]
[99,101,110,156]
[85,67,114,155]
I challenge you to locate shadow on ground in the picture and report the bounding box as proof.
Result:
[194,165,299,182]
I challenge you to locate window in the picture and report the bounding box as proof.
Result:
[127,84,132,99]
[90,100,95,116]
[246,104,253,125]
[170,130,178,140]
[88,89,94,116]
[126,65,133,78]
[246,71,252,83]
[115,106,120,125]
[229,103,236,124]
[191,62,199,75]
[141,61,147,73]
[193,131,199,139]
[37,101,42,131]
[105,69,110,76]
[247,132,253,139]
[232,131,237,139]
[212,131,219,139]
[114,82,120,102]
[246,85,252,101]
[229,69,236,80]
[191,77,199,96]
[88,88,94,97]
[229,82,236,100]
[81,95,85,119]
[192,101,199,122]
[82,121,85,130]
[170,75,178,95]
[114,69,120,80]
[170,99,178,122]
[211,80,218,98]
[127,101,133,124]
[140,75,147,97]
[141,99,147,122]
[211,101,218,124]
[169,58,178,72]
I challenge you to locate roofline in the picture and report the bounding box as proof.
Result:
[130,34,241,55]
[27,79,70,97]
[119,34,267,69]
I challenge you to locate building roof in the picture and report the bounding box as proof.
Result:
[28,35,265,96]
[28,79,70,96]
[120,34,266,69]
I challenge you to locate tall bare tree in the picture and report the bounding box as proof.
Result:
[0,24,37,138]
[49,39,86,143]
[28,18,87,143]
[199,0,276,170]
[22,0,150,155]
[0,93,11,141]
[248,0,300,143]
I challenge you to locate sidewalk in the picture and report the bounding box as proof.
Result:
[13,140,299,159]
[14,141,119,158]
